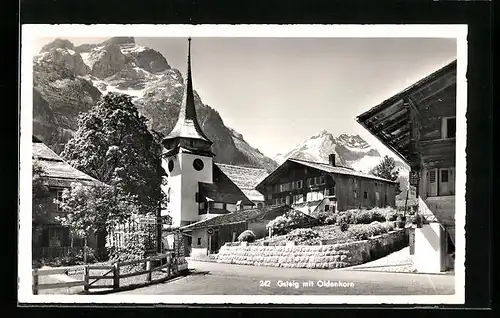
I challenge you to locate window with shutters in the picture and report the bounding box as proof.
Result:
[297,180,303,189]
[56,190,65,212]
[430,170,437,183]
[441,170,449,182]
[442,116,456,139]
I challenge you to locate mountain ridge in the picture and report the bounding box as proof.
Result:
[32,37,278,172]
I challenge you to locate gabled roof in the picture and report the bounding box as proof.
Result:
[215,163,269,202]
[356,60,457,164]
[198,164,254,206]
[33,139,103,188]
[256,158,396,190]
[163,38,212,144]
[181,204,295,231]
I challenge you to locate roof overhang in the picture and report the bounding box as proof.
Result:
[356,60,457,166]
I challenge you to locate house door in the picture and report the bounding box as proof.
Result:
[210,231,220,254]
[438,168,454,196]
[427,168,438,196]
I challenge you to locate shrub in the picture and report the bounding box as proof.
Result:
[347,225,371,241]
[266,210,312,235]
[324,215,337,225]
[338,218,349,232]
[266,215,291,236]
[382,222,395,232]
[286,228,320,245]
[336,210,354,225]
[238,230,256,243]
[368,221,387,237]
[385,211,400,222]
[354,210,386,224]
[314,211,336,225]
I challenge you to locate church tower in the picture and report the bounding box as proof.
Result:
[162,38,215,227]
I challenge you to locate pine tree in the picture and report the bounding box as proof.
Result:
[371,155,402,195]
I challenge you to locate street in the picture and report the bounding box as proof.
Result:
[114,260,455,295]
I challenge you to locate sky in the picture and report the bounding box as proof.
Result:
[34,36,457,159]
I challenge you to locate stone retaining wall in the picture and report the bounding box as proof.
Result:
[216,229,407,269]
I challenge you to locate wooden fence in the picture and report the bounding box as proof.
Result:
[32,253,176,295]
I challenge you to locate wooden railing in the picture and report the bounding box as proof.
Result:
[32,253,175,295]
[32,267,87,295]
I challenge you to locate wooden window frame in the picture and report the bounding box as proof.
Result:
[441,116,456,139]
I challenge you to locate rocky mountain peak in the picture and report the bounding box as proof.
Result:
[40,38,75,53]
[100,37,136,46]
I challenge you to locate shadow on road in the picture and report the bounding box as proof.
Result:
[188,270,210,276]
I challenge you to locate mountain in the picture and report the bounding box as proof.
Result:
[32,37,278,172]
[274,129,410,177]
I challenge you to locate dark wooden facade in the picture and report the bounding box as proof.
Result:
[357,60,457,249]
[256,160,396,212]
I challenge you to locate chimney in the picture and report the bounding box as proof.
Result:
[328,154,336,167]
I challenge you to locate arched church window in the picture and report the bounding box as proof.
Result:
[193,158,204,171]
[168,160,174,172]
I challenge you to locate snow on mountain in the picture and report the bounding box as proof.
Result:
[32,37,278,170]
[274,129,408,176]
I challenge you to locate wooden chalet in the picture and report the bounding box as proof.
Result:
[32,136,104,259]
[255,154,397,213]
[356,60,457,272]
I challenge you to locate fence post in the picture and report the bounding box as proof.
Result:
[113,263,120,289]
[167,253,172,276]
[83,266,89,292]
[32,270,38,295]
[146,260,152,282]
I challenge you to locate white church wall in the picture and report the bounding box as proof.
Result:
[162,155,182,226]
[180,152,213,224]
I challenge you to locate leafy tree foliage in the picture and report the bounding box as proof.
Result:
[55,183,140,259]
[32,160,50,225]
[61,93,166,214]
[371,155,402,195]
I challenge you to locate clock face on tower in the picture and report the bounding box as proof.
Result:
[193,158,204,171]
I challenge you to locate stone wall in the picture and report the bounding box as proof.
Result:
[216,229,407,269]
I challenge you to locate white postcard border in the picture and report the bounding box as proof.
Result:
[19,24,468,304]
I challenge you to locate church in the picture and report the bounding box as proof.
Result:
[161,38,255,227]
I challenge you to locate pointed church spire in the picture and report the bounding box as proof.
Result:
[163,38,213,151]
[182,37,197,121]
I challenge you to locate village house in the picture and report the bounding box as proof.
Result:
[255,155,397,215]
[356,60,457,273]
[32,136,103,259]
[161,38,254,228]
[181,204,318,256]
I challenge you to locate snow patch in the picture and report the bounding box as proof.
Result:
[80,52,92,68]
[120,45,147,54]
[349,155,383,173]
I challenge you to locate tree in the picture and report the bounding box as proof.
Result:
[371,155,402,195]
[32,160,50,225]
[55,182,139,262]
[61,93,166,214]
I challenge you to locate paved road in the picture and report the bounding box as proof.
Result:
[114,260,454,295]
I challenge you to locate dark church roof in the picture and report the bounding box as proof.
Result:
[181,204,293,231]
[215,163,269,202]
[33,138,103,188]
[163,38,212,145]
[198,164,254,206]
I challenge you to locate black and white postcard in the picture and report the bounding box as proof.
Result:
[19,24,467,305]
